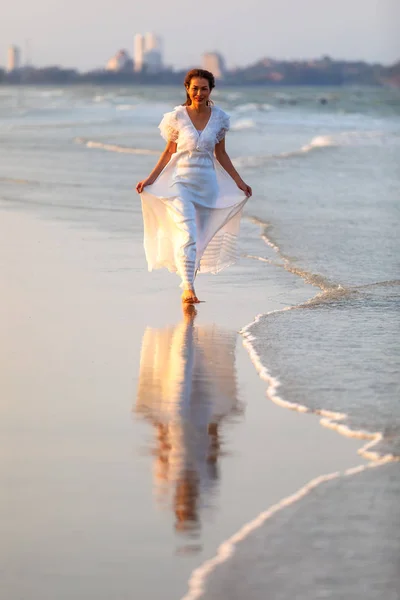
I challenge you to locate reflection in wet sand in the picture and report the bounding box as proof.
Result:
[135,306,242,536]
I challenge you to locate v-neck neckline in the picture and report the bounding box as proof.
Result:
[185,106,213,136]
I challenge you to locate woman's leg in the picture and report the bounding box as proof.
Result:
[168,198,199,302]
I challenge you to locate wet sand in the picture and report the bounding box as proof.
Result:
[0,208,367,600]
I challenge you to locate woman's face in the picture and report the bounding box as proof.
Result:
[186,77,211,107]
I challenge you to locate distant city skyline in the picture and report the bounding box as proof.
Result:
[1,0,399,71]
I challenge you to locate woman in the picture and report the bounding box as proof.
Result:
[136,68,252,304]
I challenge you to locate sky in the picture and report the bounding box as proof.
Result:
[2,0,399,71]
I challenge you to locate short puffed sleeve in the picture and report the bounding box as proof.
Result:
[158,111,179,142]
[216,110,230,143]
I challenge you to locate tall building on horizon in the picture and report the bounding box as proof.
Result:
[144,32,161,52]
[202,52,226,79]
[7,45,21,72]
[134,32,163,74]
[134,34,145,72]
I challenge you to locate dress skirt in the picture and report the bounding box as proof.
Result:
[140,149,247,286]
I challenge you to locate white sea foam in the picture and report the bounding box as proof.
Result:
[74,138,158,155]
[300,134,337,153]
[239,219,397,462]
[234,102,273,113]
[235,103,260,113]
[116,104,138,111]
[231,118,257,131]
[245,215,338,293]
[232,155,266,169]
[234,129,388,169]
[240,315,396,463]
[300,130,387,152]
[233,135,336,169]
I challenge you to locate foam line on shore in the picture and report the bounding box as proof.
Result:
[234,129,387,170]
[239,217,397,462]
[74,137,159,155]
[180,454,392,600]
[240,314,397,463]
[244,215,344,295]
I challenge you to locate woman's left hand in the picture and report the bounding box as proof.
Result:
[236,179,252,198]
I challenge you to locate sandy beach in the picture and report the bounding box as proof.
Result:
[0,207,370,600]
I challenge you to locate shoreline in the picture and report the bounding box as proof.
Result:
[1,206,374,600]
[240,216,399,464]
[240,308,398,464]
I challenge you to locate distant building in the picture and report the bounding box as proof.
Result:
[144,32,160,52]
[134,34,145,72]
[7,45,21,72]
[105,49,133,72]
[134,32,163,74]
[143,48,163,74]
[202,52,226,79]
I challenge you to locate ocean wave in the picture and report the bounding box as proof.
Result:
[295,129,389,153]
[116,104,138,111]
[239,302,398,464]
[299,134,336,153]
[244,215,346,294]
[234,129,388,169]
[234,102,273,113]
[74,138,159,155]
[241,219,399,461]
[319,129,387,147]
[233,135,336,169]
[230,118,257,131]
[235,103,259,113]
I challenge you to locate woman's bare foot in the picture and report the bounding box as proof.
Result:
[181,288,200,304]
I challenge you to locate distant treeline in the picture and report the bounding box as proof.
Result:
[1,57,399,87]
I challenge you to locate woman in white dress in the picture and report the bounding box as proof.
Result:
[136,69,252,304]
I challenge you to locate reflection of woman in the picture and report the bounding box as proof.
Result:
[136,68,252,304]
[135,306,241,533]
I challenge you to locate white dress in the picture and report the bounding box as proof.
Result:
[140,104,248,288]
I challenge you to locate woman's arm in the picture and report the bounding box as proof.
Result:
[215,138,252,197]
[136,141,177,193]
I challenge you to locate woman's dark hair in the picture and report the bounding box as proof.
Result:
[183,69,215,106]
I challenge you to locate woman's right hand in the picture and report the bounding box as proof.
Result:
[136,177,154,194]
